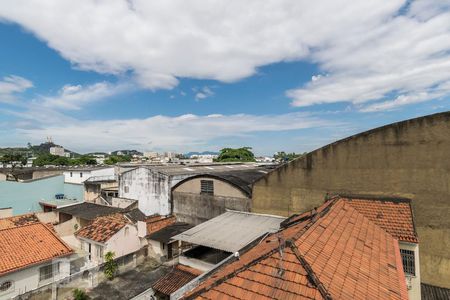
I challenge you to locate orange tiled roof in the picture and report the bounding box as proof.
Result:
[0,213,40,230]
[343,197,418,243]
[0,222,73,275]
[153,264,202,296]
[185,198,409,300]
[146,215,176,235]
[76,213,129,243]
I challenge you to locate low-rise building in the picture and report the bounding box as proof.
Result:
[173,210,285,272]
[49,146,65,157]
[75,214,142,265]
[180,196,411,300]
[83,176,118,204]
[64,166,115,184]
[119,164,272,217]
[172,169,270,225]
[0,214,74,300]
[55,202,124,237]
[146,222,193,261]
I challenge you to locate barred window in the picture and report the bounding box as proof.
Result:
[200,180,214,195]
[39,263,59,282]
[400,249,415,276]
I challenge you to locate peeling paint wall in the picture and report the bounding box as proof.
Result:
[118,167,193,216]
[252,111,450,288]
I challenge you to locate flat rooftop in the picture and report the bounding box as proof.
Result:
[173,210,285,253]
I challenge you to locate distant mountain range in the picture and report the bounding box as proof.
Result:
[185,151,219,157]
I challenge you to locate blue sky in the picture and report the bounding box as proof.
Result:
[0,0,449,155]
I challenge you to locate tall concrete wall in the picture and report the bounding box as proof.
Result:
[252,111,450,288]
[173,178,250,225]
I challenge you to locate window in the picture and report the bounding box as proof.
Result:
[400,249,415,276]
[96,245,103,260]
[200,180,214,195]
[0,281,12,293]
[80,172,83,178]
[70,172,73,177]
[39,263,59,282]
[124,186,129,193]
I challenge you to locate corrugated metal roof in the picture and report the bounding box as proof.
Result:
[421,283,450,300]
[172,211,285,253]
[122,163,276,177]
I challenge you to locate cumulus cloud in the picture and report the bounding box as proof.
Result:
[16,112,333,152]
[41,81,131,110]
[0,0,449,110]
[194,86,214,100]
[287,0,450,109]
[0,75,33,102]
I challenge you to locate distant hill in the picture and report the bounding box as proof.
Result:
[185,151,219,157]
[111,149,143,156]
[0,142,79,158]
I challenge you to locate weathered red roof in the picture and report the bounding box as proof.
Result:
[0,222,73,275]
[76,213,129,243]
[343,197,418,243]
[153,264,202,296]
[185,198,409,300]
[0,213,40,230]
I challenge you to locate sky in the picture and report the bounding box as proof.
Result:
[0,0,449,155]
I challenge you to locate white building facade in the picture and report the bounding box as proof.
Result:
[64,167,115,184]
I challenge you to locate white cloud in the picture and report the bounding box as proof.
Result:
[0,75,33,102]
[17,112,334,152]
[41,81,131,110]
[0,1,448,110]
[0,0,402,88]
[287,0,450,109]
[195,86,214,100]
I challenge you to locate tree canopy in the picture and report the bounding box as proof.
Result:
[33,154,97,166]
[215,147,255,162]
[273,151,305,162]
[104,155,132,165]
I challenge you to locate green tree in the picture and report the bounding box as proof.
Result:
[73,288,89,300]
[273,151,305,162]
[70,155,97,165]
[104,155,131,165]
[103,251,118,280]
[215,147,256,162]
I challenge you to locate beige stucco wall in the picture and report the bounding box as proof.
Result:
[105,224,141,258]
[252,111,450,288]
[173,177,250,224]
[174,177,248,199]
[32,169,64,180]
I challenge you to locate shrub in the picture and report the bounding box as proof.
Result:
[103,251,118,280]
[73,288,89,300]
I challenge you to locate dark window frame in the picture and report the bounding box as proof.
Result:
[39,263,59,282]
[200,180,214,195]
[400,249,415,276]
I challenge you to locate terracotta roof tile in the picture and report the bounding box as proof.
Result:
[0,213,40,229]
[75,213,129,243]
[0,222,73,275]
[185,197,409,300]
[343,197,418,243]
[153,264,202,295]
